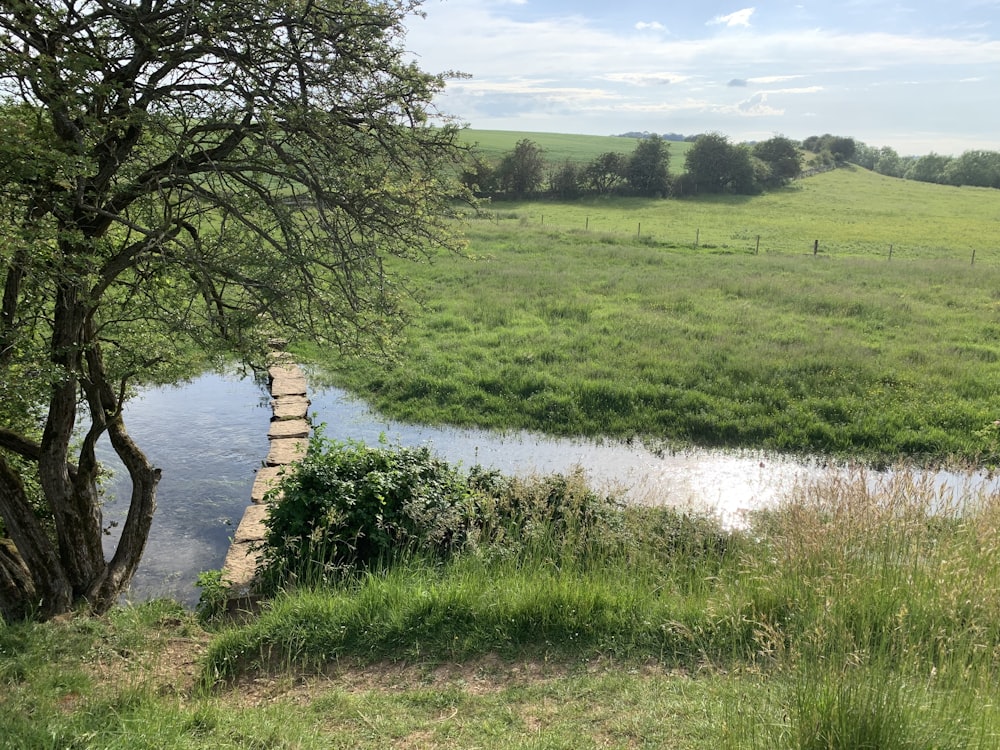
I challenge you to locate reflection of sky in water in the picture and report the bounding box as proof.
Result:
[99,372,1000,606]
[99,373,272,605]
[305,386,826,525]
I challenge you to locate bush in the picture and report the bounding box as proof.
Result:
[258,438,475,589]
[257,439,652,590]
[464,466,626,564]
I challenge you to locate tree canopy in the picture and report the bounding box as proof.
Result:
[495,138,546,198]
[0,0,466,620]
[625,134,670,197]
[683,133,756,195]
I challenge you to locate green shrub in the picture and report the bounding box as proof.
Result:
[463,466,626,564]
[256,436,707,591]
[258,438,475,589]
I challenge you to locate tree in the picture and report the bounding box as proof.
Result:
[828,136,857,164]
[625,135,670,197]
[0,0,466,620]
[751,135,803,187]
[683,133,757,195]
[944,150,1000,189]
[905,152,953,184]
[874,146,904,178]
[495,139,545,198]
[460,153,498,197]
[548,160,581,200]
[852,142,878,170]
[802,134,856,165]
[583,151,627,195]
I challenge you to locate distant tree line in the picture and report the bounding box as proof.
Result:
[804,133,1000,189]
[462,133,804,201]
[463,131,1000,202]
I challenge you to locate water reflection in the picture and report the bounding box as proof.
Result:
[99,371,997,605]
[305,386,825,524]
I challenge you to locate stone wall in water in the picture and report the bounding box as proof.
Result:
[221,354,310,598]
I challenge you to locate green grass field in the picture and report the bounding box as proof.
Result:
[304,166,1000,463]
[460,128,694,169]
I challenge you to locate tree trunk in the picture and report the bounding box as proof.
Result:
[0,539,35,622]
[79,318,160,613]
[0,289,162,619]
[0,455,73,619]
[38,282,107,597]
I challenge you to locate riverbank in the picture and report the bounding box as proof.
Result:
[98,371,1000,606]
[7,461,1000,748]
[310,183,1000,463]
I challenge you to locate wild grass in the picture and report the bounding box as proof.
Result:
[198,461,1000,747]
[306,168,1000,462]
[464,167,1000,258]
[7,464,1000,747]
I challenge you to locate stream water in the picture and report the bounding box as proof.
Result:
[98,370,995,606]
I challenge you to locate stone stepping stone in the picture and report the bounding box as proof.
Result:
[251,465,289,504]
[267,418,310,440]
[232,503,268,543]
[224,351,311,601]
[222,504,270,593]
[268,363,303,381]
[270,373,307,397]
[272,395,310,421]
[269,363,307,397]
[265,437,308,466]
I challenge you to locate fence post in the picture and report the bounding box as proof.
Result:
[755,235,760,255]
[637,223,641,239]
[585,216,589,231]
[972,248,977,265]
[813,239,819,255]
[694,229,700,249]
[889,244,893,261]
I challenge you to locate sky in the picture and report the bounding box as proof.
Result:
[403,0,1000,155]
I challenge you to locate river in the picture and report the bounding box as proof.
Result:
[97,370,992,606]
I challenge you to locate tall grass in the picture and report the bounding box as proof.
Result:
[205,459,1000,746]
[7,463,1000,746]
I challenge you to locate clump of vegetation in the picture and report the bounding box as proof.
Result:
[257,438,476,590]
[201,452,1000,746]
[256,437,649,592]
[8,450,1000,747]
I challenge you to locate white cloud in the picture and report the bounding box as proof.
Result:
[448,78,615,99]
[765,86,824,95]
[734,93,784,116]
[404,0,1000,152]
[709,8,756,28]
[601,72,692,86]
[746,75,806,85]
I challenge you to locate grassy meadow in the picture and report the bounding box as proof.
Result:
[460,128,695,168]
[308,166,1000,463]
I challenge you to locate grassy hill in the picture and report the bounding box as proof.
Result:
[460,128,694,169]
[469,166,998,260]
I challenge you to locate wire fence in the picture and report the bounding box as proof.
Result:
[467,209,995,266]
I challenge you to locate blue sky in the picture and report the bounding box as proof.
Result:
[404,0,1000,154]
